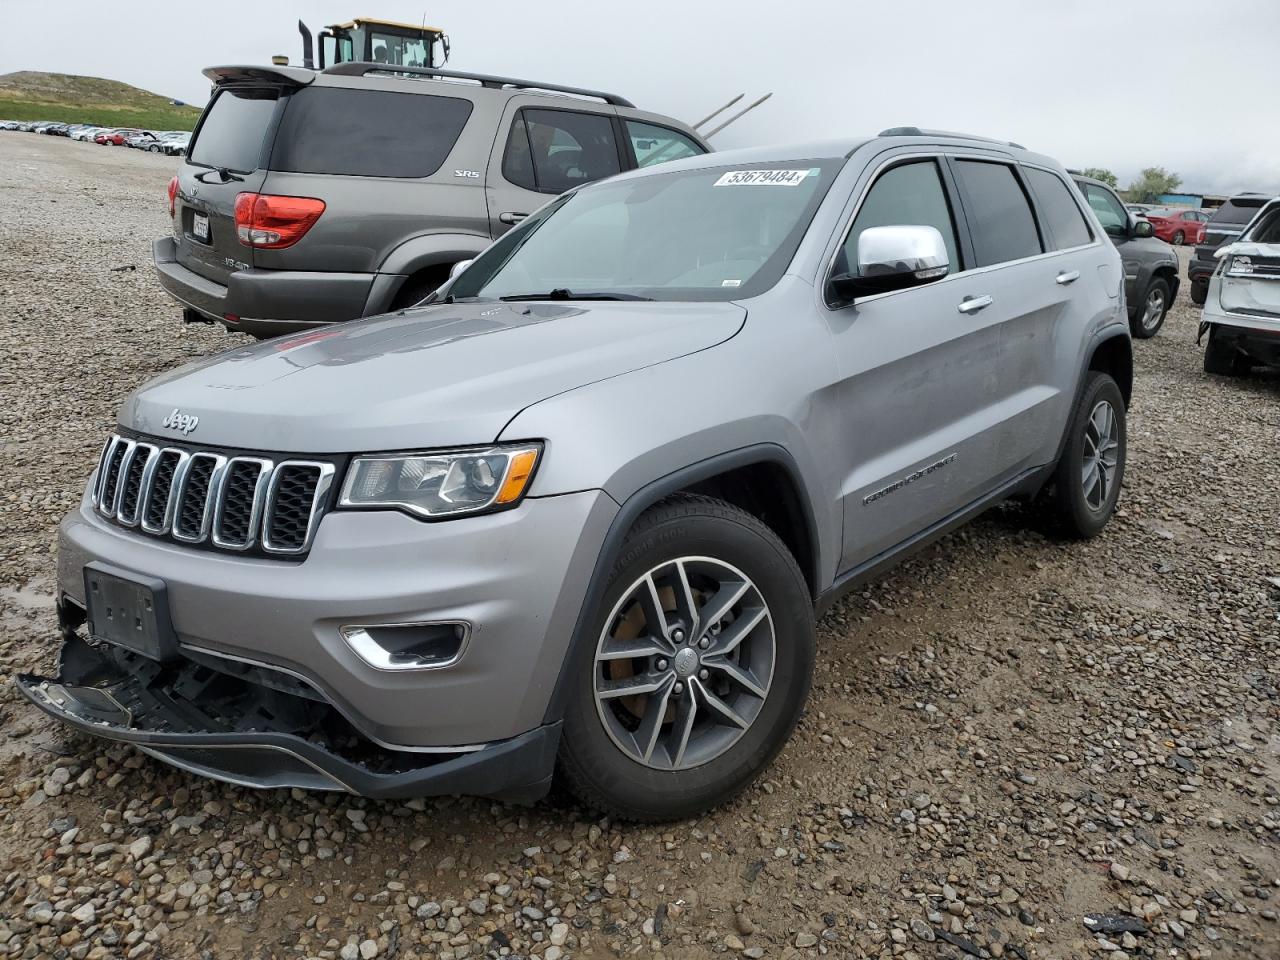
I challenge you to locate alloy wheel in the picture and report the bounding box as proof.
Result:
[592,556,775,770]
[1141,288,1166,332]
[1081,400,1120,511]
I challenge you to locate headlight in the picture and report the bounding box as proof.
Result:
[339,443,541,519]
[1225,256,1253,277]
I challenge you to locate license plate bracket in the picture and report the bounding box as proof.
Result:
[192,212,210,243]
[83,562,179,661]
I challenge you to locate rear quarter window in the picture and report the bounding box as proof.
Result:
[1024,167,1093,250]
[188,87,280,173]
[270,87,473,178]
[1211,199,1268,225]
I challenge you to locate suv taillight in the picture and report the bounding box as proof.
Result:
[167,176,178,218]
[234,193,326,249]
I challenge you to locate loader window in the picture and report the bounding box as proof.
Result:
[270,88,472,178]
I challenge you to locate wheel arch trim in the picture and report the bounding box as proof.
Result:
[540,443,822,726]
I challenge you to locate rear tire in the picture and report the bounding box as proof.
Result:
[1049,372,1126,539]
[1130,277,1169,339]
[557,494,814,821]
[1203,326,1245,376]
[1190,278,1208,306]
[1172,230,1185,245]
[389,267,452,311]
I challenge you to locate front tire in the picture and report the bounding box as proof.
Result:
[1049,372,1126,539]
[1131,277,1169,339]
[557,495,814,821]
[1172,230,1185,245]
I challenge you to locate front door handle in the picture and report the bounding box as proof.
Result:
[499,212,528,225]
[1055,270,1081,285]
[957,294,994,315]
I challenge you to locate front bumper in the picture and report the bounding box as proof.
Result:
[18,631,560,801]
[54,487,617,749]
[152,237,379,337]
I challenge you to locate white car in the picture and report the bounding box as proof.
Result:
[1200,196,1280,375]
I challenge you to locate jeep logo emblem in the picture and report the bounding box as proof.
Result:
[162,408,200,435]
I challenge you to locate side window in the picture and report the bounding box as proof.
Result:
[624,120,704,168]
[503,108,622,195]
[1082,183,1128,237]
[1024,167,1093,250]
[953,160,1043,266]
[501,117,536,191]
[841,160,961,277]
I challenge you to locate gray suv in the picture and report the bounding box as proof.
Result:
[153,63,708,338]
[1072,173,1179,338]
[25,130,1132,821]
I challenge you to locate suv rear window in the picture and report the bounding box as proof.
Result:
[1210,198,1268,225]
[270,87,473,178]
[188,88,279,173]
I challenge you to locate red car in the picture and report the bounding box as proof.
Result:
[1143,208,1209,246]
[94,128,139,146]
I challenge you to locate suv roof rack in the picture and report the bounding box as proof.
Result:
[878,126,1026,150]
[321,62,636,108]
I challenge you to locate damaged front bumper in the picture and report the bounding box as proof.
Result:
[17,622,559,803]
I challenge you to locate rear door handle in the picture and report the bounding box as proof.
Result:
[499,212,528,225]
[1056,270,1081,285]
[957,294,994,315]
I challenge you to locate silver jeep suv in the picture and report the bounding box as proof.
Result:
[24,130,1132,821]
[153,62,708,338]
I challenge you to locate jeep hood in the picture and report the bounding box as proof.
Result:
[121,301,745,452]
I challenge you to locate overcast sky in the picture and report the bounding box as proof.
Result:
[4,0,1278,195]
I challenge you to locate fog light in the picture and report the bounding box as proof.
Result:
[340,621,469,671]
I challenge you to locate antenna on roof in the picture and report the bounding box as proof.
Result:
[692,94,744,131]
[701,93,772,140]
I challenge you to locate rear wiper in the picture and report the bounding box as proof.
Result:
[499,288,654,302]
[194,167,244,184]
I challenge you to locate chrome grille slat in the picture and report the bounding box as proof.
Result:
[116,443,158,527]
[212,457,273,550]
[172,453,227,544]
[140,449,187,534]
[92,434,331,558]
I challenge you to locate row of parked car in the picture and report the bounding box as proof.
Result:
[0,119,189,155]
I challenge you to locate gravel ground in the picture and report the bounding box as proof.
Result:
[1,134,1278,960]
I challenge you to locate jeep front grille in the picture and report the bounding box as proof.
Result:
[92,434,334,557]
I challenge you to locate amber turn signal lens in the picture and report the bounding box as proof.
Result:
[496,449,539,504]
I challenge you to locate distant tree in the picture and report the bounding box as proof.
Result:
[1126,167,1183,203]
[1081,167,1118,189]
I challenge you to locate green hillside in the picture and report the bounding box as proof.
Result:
[0,71,203,129]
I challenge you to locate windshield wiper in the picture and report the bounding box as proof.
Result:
[194,167,244,184]
[499,288,654,302]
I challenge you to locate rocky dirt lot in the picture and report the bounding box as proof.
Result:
[0,134,1278,960]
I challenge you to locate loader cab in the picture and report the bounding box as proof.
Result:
[318,18,449,70]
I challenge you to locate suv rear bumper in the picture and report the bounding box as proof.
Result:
[153,237,377,336]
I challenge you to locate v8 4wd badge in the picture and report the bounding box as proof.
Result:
[162,408,199,435]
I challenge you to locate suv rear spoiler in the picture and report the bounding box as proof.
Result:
[322,61,635,108]
[202,65,316,87]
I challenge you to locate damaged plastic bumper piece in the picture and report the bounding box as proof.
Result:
[17,631,558,802]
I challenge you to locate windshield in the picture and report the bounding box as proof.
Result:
[449,160,842,303]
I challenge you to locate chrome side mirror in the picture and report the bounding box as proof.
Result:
[829,225,950,303]
[449,259,474,280]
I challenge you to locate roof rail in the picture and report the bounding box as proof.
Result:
[321,62,636,108]
[878,126,1026,150]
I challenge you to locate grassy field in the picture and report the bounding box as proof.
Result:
[0,70,202,130]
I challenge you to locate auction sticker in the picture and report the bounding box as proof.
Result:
[714,169,813,187]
